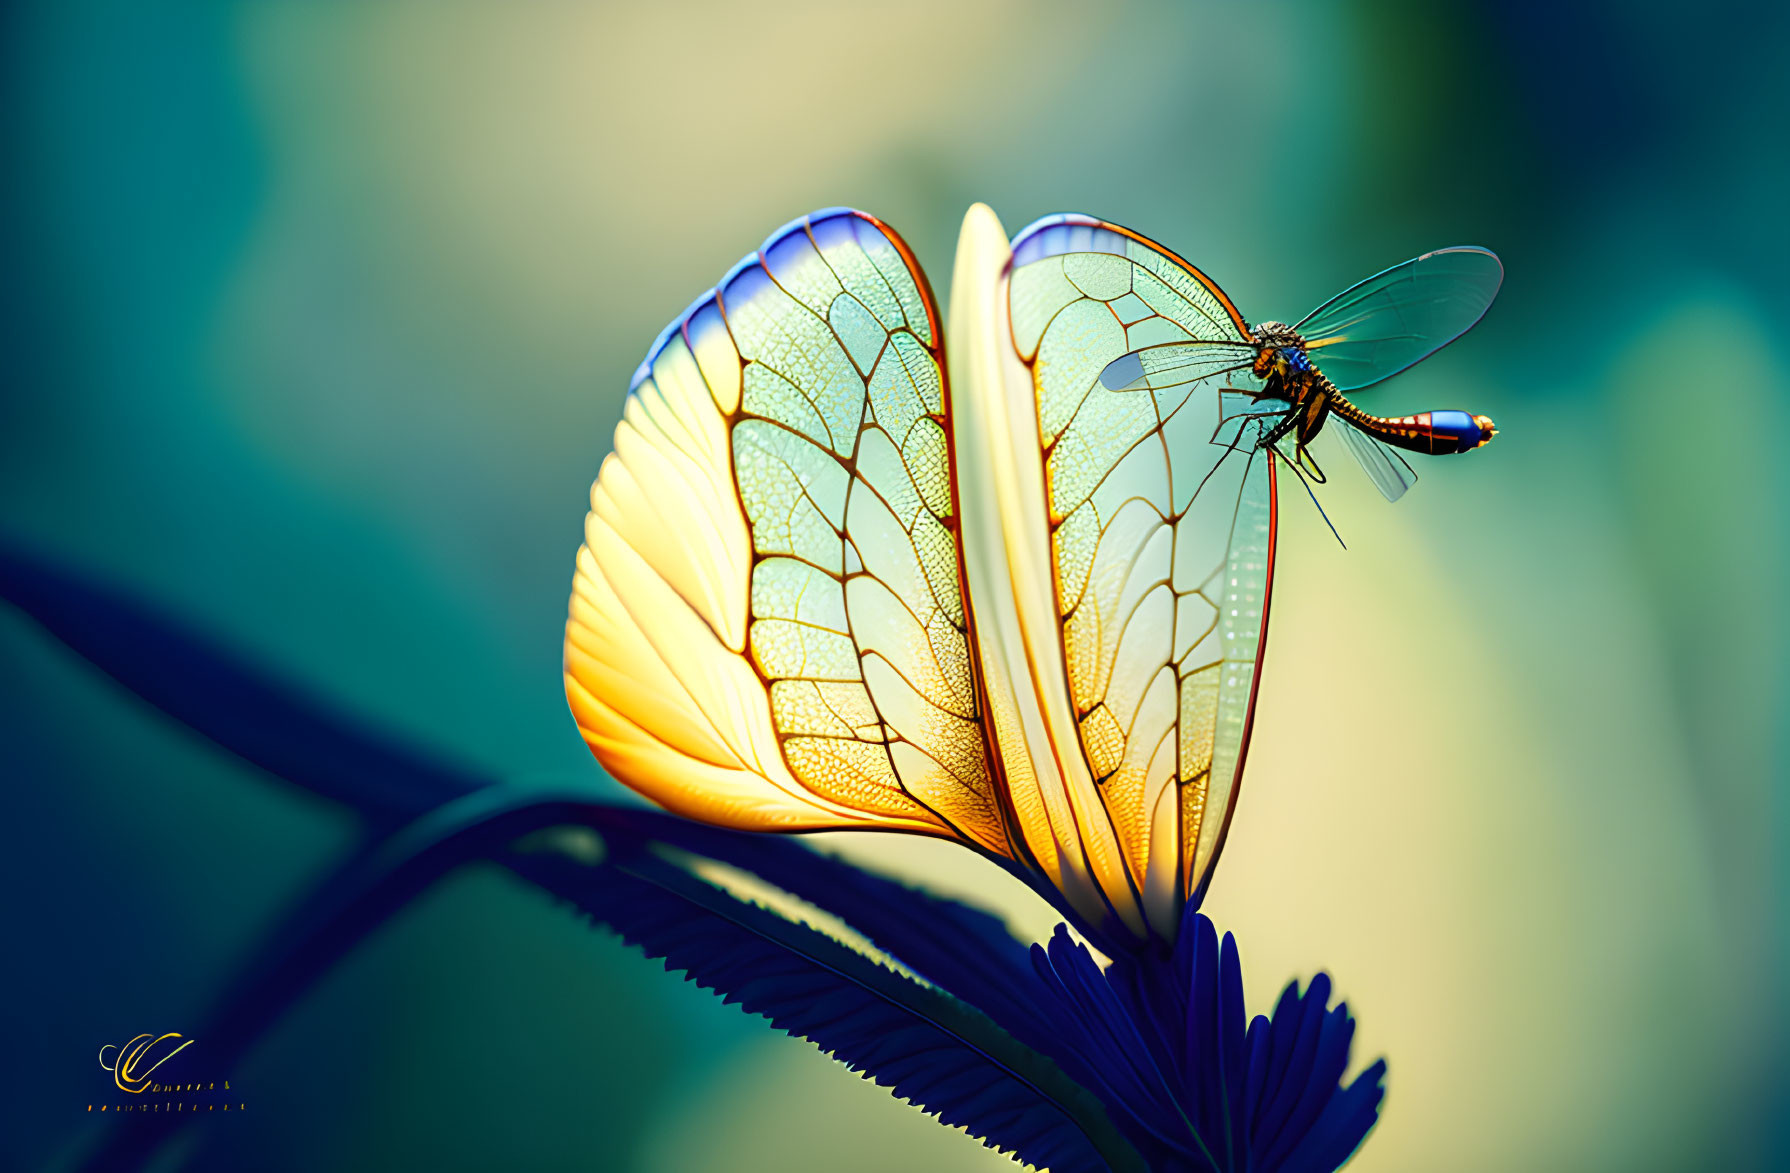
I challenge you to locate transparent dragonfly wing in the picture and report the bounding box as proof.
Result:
[1335,420,1418,502]
[565,209,1014,857]
[1098,341,1257,393]
[1005,213,1278,937]
[1296,246,1503,392]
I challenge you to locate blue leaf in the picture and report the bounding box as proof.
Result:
[1029,904,1386,1172]
[587,809,1058,1053]
[515,829,1146,1173]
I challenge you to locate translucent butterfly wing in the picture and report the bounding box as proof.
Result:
[1006,215,1278,935]
[566,209,1012,855]
[1296,246,1503,392]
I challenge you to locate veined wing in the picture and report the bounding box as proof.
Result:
[1335,421,1418,502]
[566,209,1013,857]
[1097,342,1256,394]
[1004,213,1278,939]
[1296,246,1503,392]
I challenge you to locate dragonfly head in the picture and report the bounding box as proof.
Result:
[1471,414,1497,447]
[1249,321,1308,379]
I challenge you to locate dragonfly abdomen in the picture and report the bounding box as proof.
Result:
[1329,395,1495,456]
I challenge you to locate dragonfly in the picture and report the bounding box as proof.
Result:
[565,205,1500,952]
[1088,232,1502,502]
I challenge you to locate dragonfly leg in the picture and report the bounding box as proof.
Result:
[1224,384,1285,405]
[1261,405,1301,449]
[1295,442,1328,483]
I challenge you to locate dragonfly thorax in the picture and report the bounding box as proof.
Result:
[1249,321,1314,381]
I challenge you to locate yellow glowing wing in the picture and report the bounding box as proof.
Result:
[1005,215,1278,936]
[566,209,1012,855]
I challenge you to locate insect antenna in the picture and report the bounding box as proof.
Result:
[1270,440,1347,549]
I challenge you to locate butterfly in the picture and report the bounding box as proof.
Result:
[564,205,1501,951]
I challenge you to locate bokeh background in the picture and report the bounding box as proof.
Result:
[4,2,1785,1170]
